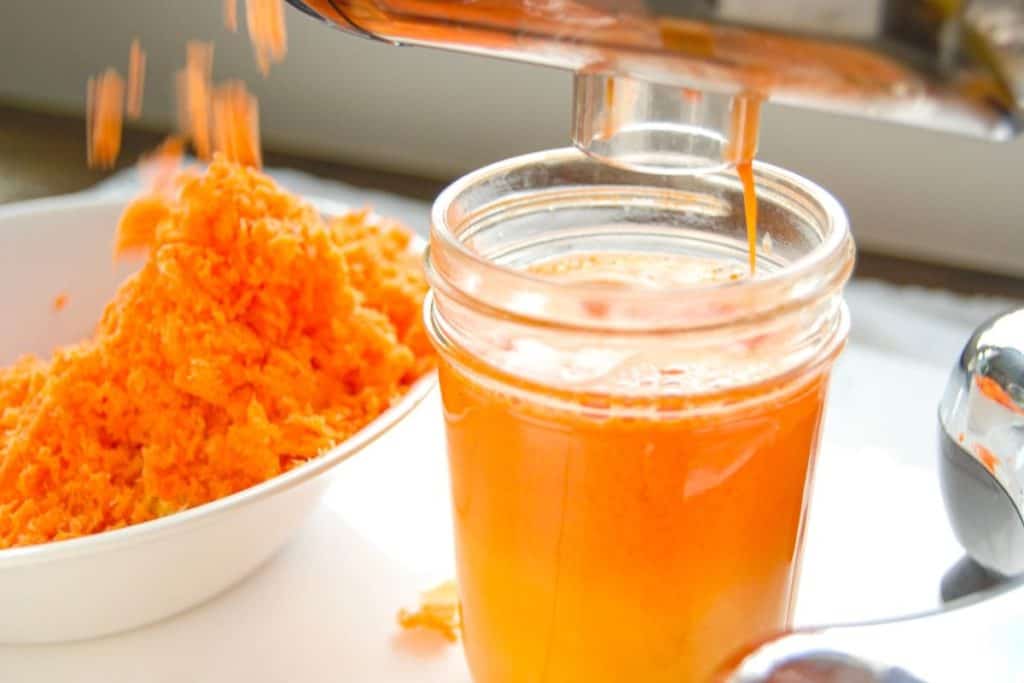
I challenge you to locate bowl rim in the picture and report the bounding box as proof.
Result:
[0,192,436,567]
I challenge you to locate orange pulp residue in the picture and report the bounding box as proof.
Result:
[975,444,1000,475]
[976,375,1024,415]
[85,69,125,169]
[0,157,433,550]
[438,253,833,683]
[397,580,461,642]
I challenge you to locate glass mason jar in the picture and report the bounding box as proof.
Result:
[424,148,854,683]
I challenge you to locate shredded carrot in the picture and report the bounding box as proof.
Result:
[225,0,239,32]
[212,81,262,168]
[176,41,215,160]
[976,375,1024,415]
[127,39,146,120]
[113,195,171,256]
[0,158,434,549]
[86,69,125,169]
[246,0,287,76]
[52,293,70,313]
[398,581,461,642]
[139,136,188,197]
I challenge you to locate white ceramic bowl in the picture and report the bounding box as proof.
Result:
[0,193,434,644]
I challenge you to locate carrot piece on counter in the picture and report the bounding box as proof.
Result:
[397,581,461,643]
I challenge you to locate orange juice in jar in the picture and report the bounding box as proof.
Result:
[425,149,854,683]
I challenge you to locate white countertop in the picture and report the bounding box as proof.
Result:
[1,170,1019,681]
[0,343,977,682]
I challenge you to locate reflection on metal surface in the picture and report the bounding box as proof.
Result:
[723,307,1024,682]
[288,0,1024,139]
[721,575,1024,682]
[940,554,1009,603]
[939,307,1024,576]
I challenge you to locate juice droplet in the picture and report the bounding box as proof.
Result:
[737,161,758,275]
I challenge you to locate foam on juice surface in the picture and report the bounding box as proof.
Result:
[528,252,747,288]
[473,252,769,396]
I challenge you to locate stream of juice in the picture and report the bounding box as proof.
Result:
[441,253,833,683]
[729,93,763,275]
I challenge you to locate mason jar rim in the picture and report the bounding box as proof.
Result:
[427,147,854,335]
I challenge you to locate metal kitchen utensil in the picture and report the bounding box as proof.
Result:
[722,306,1024,682]
[939,306,1024,577]
[720,573,1024,682]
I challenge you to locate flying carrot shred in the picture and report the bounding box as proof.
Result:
[176,41,215,159]
[0,158,434,550]
[86,69,125,169]
[212,81,262,168]
[225,0,239,32]
[127,39,146,119]
[52,293,70,312]
[245,0,287,76]
[398,581,461,643]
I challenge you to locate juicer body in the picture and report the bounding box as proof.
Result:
[289,0,1024,140]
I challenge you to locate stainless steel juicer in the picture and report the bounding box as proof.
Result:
[288,0,1024,172]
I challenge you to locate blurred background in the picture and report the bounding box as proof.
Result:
[1,0,1022,289]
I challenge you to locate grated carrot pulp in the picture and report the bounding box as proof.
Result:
[0,157,434,550]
